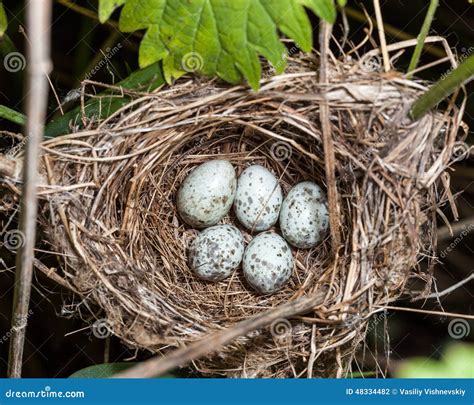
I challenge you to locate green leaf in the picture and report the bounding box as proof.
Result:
[99,0,337,90]
[69,362,177,378]
[69,362,137,378]
[411,54,474,120]
[396,343,474,378]
[0,1,7,37]
[0,105,26,126]
[300,0,336,23]
[45,62,164,138]
[337,0,347,6]
[98,0,127,23]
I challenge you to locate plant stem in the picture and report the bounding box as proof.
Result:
[319,21,341,253]
[407,0,439,78]
[56,0,100,22]
[55,0,140,38]
[7,0,52,378]
[373,0,390,72]
[0,105,26,125]
[410,54,474,120]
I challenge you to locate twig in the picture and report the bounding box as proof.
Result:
[407,0,439,78]
[55,0,140,39]
[344,5,445,58]
[319,21,341,252]
[18,25,63,115]
[373,0,390,72]
[7,0,52,378]
[437,216,474,241]
[113,292,326,378]
[373,305,474,320]
[56,0,106,23]
[412,273,474,301]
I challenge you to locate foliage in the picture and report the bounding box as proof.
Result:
[411,54,474,120]
[0,1,7,37]
[45,62,164,138]
[0,105,26,126]
[98,0,340,89]
[69,362,177,378]
[395,343,474,378]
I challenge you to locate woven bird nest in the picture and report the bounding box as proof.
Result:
[0,54,465,377]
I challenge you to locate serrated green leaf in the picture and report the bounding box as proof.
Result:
[300,0,337,23]
[0,1,8,37]
[100,0,337,90]
[98,0,126,23]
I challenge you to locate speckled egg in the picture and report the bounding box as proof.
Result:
[177,160,236,228]
[234,165,283,232]
[279,181,329,249]
[189,225,245,282]
[242,232,293,294]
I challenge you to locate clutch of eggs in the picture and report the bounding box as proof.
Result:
[177,159,328,295]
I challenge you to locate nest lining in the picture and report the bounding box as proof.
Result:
[0,55,465,377]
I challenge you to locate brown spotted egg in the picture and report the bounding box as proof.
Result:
[279,181,329,249]
[234,165,283,232]
[242,232,293,294]
[189,225,245,282]
[177,160,236,228]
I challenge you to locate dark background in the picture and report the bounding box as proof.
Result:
[0,0,473,377]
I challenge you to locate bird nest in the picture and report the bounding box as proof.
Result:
[0,54,465,377]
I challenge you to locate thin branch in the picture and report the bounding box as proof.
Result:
[55,0,141,39]
[344,5,445,58]
[113,292,326,378]
[437,216,474,241]
[319,21,341,253]
[373,0,390,72]
[412,273,474,301]
[373,305,474,320]
[7,0,52,378]
[407,0,439,78]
